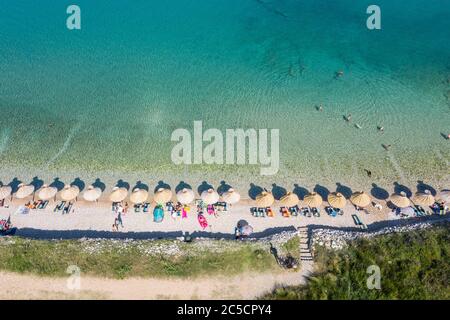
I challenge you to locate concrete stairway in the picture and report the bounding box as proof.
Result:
[298,226,313,261]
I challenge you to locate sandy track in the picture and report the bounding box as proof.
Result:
[0,263,313,300]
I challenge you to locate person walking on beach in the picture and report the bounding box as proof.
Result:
[117,212,124,228]
[112,218,119,232]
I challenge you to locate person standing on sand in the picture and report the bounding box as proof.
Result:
[117,212,124,228]
[112,219,118,232]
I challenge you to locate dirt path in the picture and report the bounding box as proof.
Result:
[1,263,313,300]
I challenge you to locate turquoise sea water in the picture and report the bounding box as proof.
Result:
[0,0,449,192]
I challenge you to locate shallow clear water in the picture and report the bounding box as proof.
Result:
[0,0,449,192]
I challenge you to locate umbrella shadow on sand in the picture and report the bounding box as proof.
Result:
[154,180,171,193]
[50,178,65,191]
[115,179,130,190]
[393,182,412,197]
[371,183,389,200]
[8,178,22,193]
[197,181,213,195]
[248,183,264,200]
[313,184,330,199]
[71,178,85,192]
[335,183,353,199]
[293,184,309,200]
[271,183,287,200]
[133,181,149,191]
[92,178,106,192]
[175,181,192,193]
[217,181,232,196]
[416,180,437,196]
[30,177,44,191]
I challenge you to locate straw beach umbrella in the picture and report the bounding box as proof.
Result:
[130,188,148,204]
[350,191,371,208]
[176,188,195,205]
[255,191,275,207]
[15,183,35,199]
[390,192,410,208]
[412,190,435,206]
[0,185,12,201]
[279,192,299,207]
[222,188,241,205]
[328,192,347,209]
[83,185,102,202]
[109,187,128,203]
[60,185,80,202]
[438,190,450,203]
[201,189,220,205]
[303,192,322,208]
[37,185,57,201]
[154,188,172,204]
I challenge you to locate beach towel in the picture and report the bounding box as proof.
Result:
[197,214,208,229]
[153,206,164,223]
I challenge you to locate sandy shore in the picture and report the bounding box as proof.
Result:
[0,264,313,300]
[0,197,396,239]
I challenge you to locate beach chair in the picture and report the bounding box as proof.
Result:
[40,201,49,209]
[250,207,257,216]
[326,207,337,217]
[63,202,73,214]
[142,202,149,213]
[54,201,65,212]
[280,207,290,217]
[352,214,361,226]
[289,206,299,216]
[312,207,320,217]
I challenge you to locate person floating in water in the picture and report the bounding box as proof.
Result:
[377,126,384,133]
[335,70,344,78]
[316,104,323,112]
[344,113,352,122]
[364,169,372,178]
[382,144,392,151]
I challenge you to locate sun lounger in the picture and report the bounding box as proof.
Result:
[289,206,299,216]
[352,214,361,226]
[351,214,367,229]
[326,207,337,217]
[63,202,72,214]
[415,205,426,216]
[54,201,66,212]
[312,207,320,217]
[259,208,267,217]
[280,207,290,217]
[38,200,49,209]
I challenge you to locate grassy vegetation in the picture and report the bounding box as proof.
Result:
[263,223,450,300]
[281,235,300,260]
[0,238,279,279]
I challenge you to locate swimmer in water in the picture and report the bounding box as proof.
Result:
[377,126,384,133]
[336,70,344,78]
[345,113,352,122]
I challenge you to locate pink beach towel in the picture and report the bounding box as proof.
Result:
[197,214,208,229]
